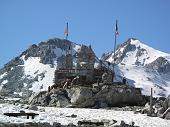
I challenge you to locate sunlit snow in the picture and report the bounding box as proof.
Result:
[0,104,170,127]
[22,56,56,93]
[106,39,170,97]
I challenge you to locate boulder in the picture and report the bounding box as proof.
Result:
[79,85,145,108]
[94,85,144,107]
[29,89,71,107]
[114,120,139,127]
[49,94,70,107]
[28,105,38,111]
[68,86,93,105]
[78,120,104,127]
[38,122,51,127]
[141,103,150,114]
[159,95,170,119]
[29,91,47,106]
[52,122,61,127]
[164,111,170,120]
[162,95,170,110]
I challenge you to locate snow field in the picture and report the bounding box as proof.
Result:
[0,103,170,127]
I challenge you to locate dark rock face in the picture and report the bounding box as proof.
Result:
[78,120,104,127]
[20,38,72,65]
[114,120,139,127]
[135,46,147,66]
[0,66,32,98]
[146,57,170,73]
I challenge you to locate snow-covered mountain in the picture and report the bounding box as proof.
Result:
[103,38,170,97]
[0,37,170,98]
[0,38,82,98]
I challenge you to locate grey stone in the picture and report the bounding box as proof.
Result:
[68,86,93,105]
[79,85,145,108]
[52,122,61,127]
[67,123,76,127]
[29,105,38,111]
[38,122,51,127]
[39,108,45,112]
[49,94,70,107]
[24,122,38,127]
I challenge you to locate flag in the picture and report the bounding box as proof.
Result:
[64,22,68,36]
[115,20,119,35]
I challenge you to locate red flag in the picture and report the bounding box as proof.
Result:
[64,22,68,36]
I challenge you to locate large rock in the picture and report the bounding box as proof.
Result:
[49,93,70,107]
[79,85,145,108]
[29,89,71,107]
[29,91,48,106]
[159,95,170,119]
[163,95,170,110]
[68,86,93,105]
[29,85,144,108]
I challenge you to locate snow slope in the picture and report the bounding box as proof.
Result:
[107,39,170,65]
[105,38,170,97]
[0,103,170,127]
[21,56,56,93]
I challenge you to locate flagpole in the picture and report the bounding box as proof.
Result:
[65,22,68,40]
[113,20,118,78]
[113,27,117,65]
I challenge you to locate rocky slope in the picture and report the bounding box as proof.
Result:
[0,38,83,98]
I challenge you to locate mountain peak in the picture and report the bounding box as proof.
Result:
[106,38,169,66]
[0,38,90,97]
[102,38,170,97]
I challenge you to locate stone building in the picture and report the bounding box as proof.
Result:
[75,45,95,83]
[54,44,96,85]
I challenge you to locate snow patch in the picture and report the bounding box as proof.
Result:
[0,72,7,80]
[1,80,8,85]
[23,83,28,87]
[0,85,4,91]
[22,56,56,93]
[14,92,23,96]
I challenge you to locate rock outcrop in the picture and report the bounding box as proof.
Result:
[29,84,145,108]
[29,89,71,107]
[158,95,170,119]
[146,57,170,73]
[79,85,145,108]
[67,86,93,105]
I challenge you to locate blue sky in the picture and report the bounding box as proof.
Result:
[0,0,170,68]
